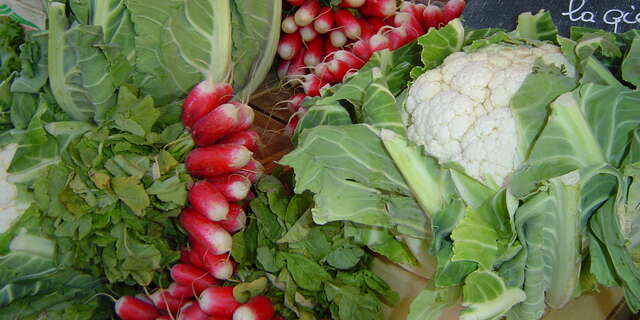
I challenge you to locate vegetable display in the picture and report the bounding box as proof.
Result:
[281,10,640,320]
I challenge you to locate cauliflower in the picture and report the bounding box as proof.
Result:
[0,144,26,233]
[405,44,574,186]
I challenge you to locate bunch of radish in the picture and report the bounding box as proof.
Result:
[115,80,277,320]
[278,0,465,135]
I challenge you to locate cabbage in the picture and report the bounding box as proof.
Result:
[280,11,640,320]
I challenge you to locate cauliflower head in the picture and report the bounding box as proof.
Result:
[405,44,574,187]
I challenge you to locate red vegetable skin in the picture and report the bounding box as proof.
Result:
[189,181,229,221]
[186,144,253,178]
[180,246,192,264]
[351,39,372,61]
[277,32,302,60]
[149,290,188,315]
[299,24,318,42]
[180,208,233,255]
[182,81,233,129]
[285,114,300,137]
[286,0,305,5]
[168,282,196,299]
[367,18,386,32]
[423,4,444,29]
[324,36,340,57]
[235,159,265,183]
[286,48,307,82]
[313,7,333,34]
[170,263,218,294]
[301,73,326,97]
[334,9,361,40]
[359,0,396,18]
[329,30,347,48]
[208,174,252,202]
[369,33,390,52]
[199,286,241,318]
[387,27,409,50]
[327,58,350,81]
[219,203,247,234]
[281,16,298,34]
[177,302,210,320]
[115,296,160,320]
[232,296,275,320]
[277,59,291,80]
[294,0,320,26]
[191,103,241,147]
[288,93,307,112]
[398,12,425,39]
[443,0,466,23]
[338,0,365,8]
[228,102,255,132]
[219,130,261,153]
[303,36,324,67]
[191,244,236,280]
[358,19,375,40]
[314,62,337,84]
[333,50,365,69]
[155,316,171,320]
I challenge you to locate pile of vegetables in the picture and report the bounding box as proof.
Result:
[277,0,465,133]
[0,0,282,318]
[281,10,640,320]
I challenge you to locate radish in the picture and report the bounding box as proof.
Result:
[399,13,425,39]
[180,246,192,264]
[287,49,307,81]
[294,0,320,27]
[170,263,218,294]
[288,93,306,112]
[313,7,333,34]
[232,296,274,320]
[149,290,187,315]
[191,103,241,146]
[351,39,372,61]
[387,27,409,50]
[277,32,302,60]
[156,316,171,320]
[191,244,236,280]
[286,0,305,5]
[338,0,365,8]
[368,18,386,32]
[178,302,210,320]
[329,30,347,48]
[136,294,154,306]
[314,62,337,84]
[189,181,229,221]
[299,25,318,42]
[333,50,365,69]
[360,0,396,18]
[182,81,233,129]
[186,144,253,178]
[115,296,160,320]
[208,174,252,202]
[219,203,247,234]
[324,37,340,58]
[168,282,196,299]
[358,19,375,40]
[285,114,300,137]
[180,208,233,255]
[334,10,361,40]
[219,130,261,153]
[369,33,390,51]
[443,0,465,23]
[229,102,255,132]
[235,159,265,183]
[327,59,350,84]
[423,4,444,29]
[277,59,291,80]
[301,73,326,97]
[281,16,298,34]
[199,286,241,317]
[303,37,324,67]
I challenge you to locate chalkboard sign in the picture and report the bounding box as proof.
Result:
[463,0,639,35]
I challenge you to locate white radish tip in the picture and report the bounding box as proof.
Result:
[207,204,229,221]
[232,305,255,320]
[205,229,232,254]
[213,262,234,280]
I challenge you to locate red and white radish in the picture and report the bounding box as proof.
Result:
[235,159,265,183]
[180,246,192,264]
[443,0,466,23]
[334,10,361,40]
[303,37,324,67]
[351,39,372,61]
[168,282,196,300]
[232,296,274,320]
[294,0,320,26]
[178,302,210,320]
[288,93,306,113]
[277,32,302,60]
[219,203,247,234]
[135,294,154,306]
[368,18,386,33]
[286,0,305,5]
[369,33,390,51]
[333,50,365,69]
[358,19,375,40]
[115,296,160,320]
[170,263,218,294]
[189,181,229,221]
[191,103,241,146]
[182,81,233,129]
[230,102,255,132]
[314,62,337,84]
[423,4,444,29]
[277,59,291,80]
[360,0,396,18]
[180,208,233,255]
[387,27,409,50]
[287,49,307,81]
[208,174,252,202]
[281,16,298,34]
[186,144,253,178]
[219,130,261,153]
[199,286,241,317]
[191,244,236,280]
[328,58,351,81]
[299,24,318,42]
[149,290,187,315]
[313,7,333,34]
[329,30,347,48]
[338,0,365,8]
[301,73,326,97]
[285,114,300,137]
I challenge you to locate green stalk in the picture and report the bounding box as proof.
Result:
[208,0,232,83]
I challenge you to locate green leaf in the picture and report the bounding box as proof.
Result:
[284,253,331,292]
[451,206,498,270]
[514,10,558,41]
[411,19,465,78]
[434,243,477,288]
[326,245,364,270]
[111,176,150,215]
[361,68,405,135]
[408,284,461,320]
[293,103,352,144]
[622,36,640,88]
[460,270,526,320]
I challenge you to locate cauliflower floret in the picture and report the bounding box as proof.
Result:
[0,144,22,233]
[405,44,572,186]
